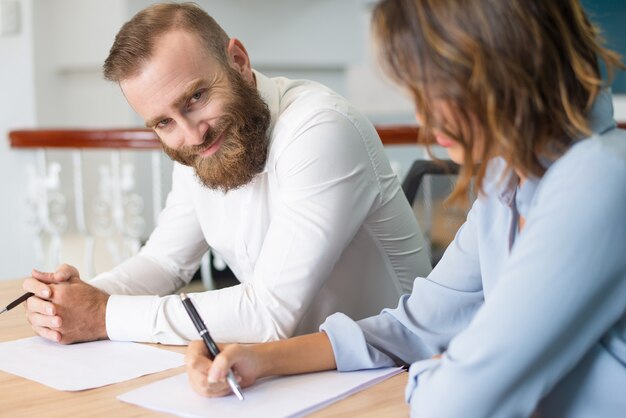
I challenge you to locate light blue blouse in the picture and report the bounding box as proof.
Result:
[321,90,626,417]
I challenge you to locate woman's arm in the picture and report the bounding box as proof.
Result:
[321,190,486,372]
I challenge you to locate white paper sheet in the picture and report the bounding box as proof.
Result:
[118,366,404,418]
[0,336,184,391]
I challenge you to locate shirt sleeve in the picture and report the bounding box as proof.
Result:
[90,163,210,342]
[406,145,626,417]
[321,193,484,370]
[95,109,393,345]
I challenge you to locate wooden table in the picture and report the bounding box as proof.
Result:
[0,279,409,417]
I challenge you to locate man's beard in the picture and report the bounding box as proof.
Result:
[161,68,271,192]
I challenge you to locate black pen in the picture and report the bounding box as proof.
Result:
[1,292,34,315]
[180,293,244,401]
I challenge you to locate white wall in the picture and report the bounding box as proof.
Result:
[0,0,38,279]
[614,96,626,121]
[1,0,624,280]
[127,0,417,123]
[33,0,131,127]
[129,0,363,98]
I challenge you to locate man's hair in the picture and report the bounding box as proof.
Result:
[103,2,230,82]
[372,0,624,200]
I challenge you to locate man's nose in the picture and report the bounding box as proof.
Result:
[179,118,208,147]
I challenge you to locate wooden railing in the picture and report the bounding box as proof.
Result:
[8,129,162,149]
[10,122,625,149]
[8,125,423,149]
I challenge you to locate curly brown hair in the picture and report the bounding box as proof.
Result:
[372,0,624,199]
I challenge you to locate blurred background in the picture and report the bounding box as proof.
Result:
[0,0,624,280]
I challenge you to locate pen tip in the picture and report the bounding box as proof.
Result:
[0,308,6,315]
[235,388,244,401]
[180,293,188,300]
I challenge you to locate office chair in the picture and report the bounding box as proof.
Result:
[401,159,472,267]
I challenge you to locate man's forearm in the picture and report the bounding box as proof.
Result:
[90,253,185,296]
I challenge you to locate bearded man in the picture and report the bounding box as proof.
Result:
[22,2,431,345]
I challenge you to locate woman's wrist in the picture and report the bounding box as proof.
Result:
[252,332,336,379]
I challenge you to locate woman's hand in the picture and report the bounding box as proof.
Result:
[185,340,262,397]
[185,332,336,397]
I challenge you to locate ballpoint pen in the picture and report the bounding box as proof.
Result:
[1,292,34,315]
[180,293,244,401]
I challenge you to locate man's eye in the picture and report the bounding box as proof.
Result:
[156,119,171,129]
[189,90,204,104]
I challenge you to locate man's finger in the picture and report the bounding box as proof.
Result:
[31,269,67,285]
[30,324,61,343]
[25,295,57,316]
[26,311,62,329]
[54,264,80,281]
[23,277,53,299]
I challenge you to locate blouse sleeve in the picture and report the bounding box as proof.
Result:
[321,195,485,370]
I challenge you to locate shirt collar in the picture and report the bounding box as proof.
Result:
[496,167,518,207]
[252,70,280,175]
[253,69,280,128]
[586,88,617,136]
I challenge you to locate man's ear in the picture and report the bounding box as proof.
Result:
[227,38,254,84]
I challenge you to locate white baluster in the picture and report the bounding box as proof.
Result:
[93,151,146,267]
[25,163,44,266]
[26,150,69,271]
[72,150,95,278]
[122,162,145,257]
[150,151,162,225]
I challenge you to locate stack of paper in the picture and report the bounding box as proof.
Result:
[118,367,403,418]
[0,336,184,391]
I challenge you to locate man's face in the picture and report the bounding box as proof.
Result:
[121,30,270,191]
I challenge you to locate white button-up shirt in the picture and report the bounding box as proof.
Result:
[91,71,431,344]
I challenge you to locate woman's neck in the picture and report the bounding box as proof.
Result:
[516,170,527,187]
[515,169,527,231]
